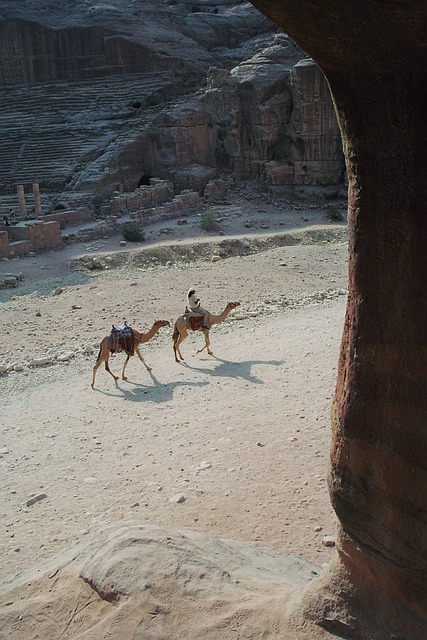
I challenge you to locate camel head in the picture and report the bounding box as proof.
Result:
[227,301,241,310]
[154,319,171,328]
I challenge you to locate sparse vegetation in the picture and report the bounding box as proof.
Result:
[91,193,106,217]
[325,204,344,221]
[201,211,219,232]
[121,222,145,242]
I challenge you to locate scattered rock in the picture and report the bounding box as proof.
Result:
[322,535,336,547]
[169,493,186,504]
[29,357,51,367]
[26,493,47,507]
[194,461,212,472]
[56,352,75,362]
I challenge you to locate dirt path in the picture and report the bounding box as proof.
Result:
[0,217,348,582]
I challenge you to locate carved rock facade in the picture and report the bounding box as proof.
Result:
[0,0,344,201]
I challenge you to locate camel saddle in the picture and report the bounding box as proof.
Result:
[110,323,134,355]
[183,307,208,331]
[188,315,204,331]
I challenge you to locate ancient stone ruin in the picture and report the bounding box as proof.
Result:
[0,0,346,256]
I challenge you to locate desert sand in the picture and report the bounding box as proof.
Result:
[0,192,348,639]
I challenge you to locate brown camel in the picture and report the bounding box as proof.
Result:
[91,320,170,387]
[172,302,240,362]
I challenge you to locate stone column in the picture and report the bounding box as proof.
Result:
[32,183,42,216]
[250,2,427,638]
[17,184,27,218]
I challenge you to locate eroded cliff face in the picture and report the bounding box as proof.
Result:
[0,0,344,200]
[91,45,344,195]
[249,1,427,638]
[0,0,265,86]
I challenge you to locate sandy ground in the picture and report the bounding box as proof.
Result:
[0,190,349,637]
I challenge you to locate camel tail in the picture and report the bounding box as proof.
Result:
[95,344,102,363]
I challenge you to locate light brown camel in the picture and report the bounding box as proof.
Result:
[172,302,240,363]
[91,320,170,387]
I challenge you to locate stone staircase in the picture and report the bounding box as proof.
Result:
[0,72,173,194]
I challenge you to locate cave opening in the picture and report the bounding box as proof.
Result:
[138,175,153,188]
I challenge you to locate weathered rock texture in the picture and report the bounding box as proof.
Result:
[94,49,344,196]
[250,0,427,638]
[0,523,325,640]
[0,0,344,201]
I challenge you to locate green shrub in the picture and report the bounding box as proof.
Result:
[91,193,110,218]
[201,211,218,232]
[325,204,344,222]
[122,223,145,242]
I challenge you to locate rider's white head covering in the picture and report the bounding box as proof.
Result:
[187,287,196,296]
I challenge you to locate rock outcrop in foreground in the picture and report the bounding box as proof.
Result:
[250,0,427,638]
[0,523,322,640]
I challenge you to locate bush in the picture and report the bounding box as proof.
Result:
[201,211,219,232]
[122,223,145,242]
[325,204,344,222]
[91,193,105,211]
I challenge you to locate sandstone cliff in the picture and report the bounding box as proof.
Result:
[0,0,344,206]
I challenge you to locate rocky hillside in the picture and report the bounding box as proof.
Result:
[0,0,345,205]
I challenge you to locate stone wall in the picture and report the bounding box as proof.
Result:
[111,179,175,214]
[42,207,92,226]
[0,220,61,257]
[128,190,204,222]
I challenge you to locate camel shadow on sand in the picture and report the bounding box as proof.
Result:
[92,370,209,403]
[179,355,284,385]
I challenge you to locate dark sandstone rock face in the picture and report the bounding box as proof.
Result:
[0,0,345,198]
[0,0,264,86]
[250,1,427,638]
[94,46,344,195]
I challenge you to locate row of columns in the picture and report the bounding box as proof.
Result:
[16,183,42,218]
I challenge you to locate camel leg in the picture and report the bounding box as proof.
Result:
[121,354,131,380]
[197,329,213,356]
[92,346,118,388]
[135,346,152,371]
[91,359,101,388]
[104,353,119,381]
[173,330,187,362]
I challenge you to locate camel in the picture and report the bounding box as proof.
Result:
[91,320,170,388]
[172,302,240,363]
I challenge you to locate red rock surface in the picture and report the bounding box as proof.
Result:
[251,1,427,637]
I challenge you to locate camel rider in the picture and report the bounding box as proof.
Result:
[187,287,209,329]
